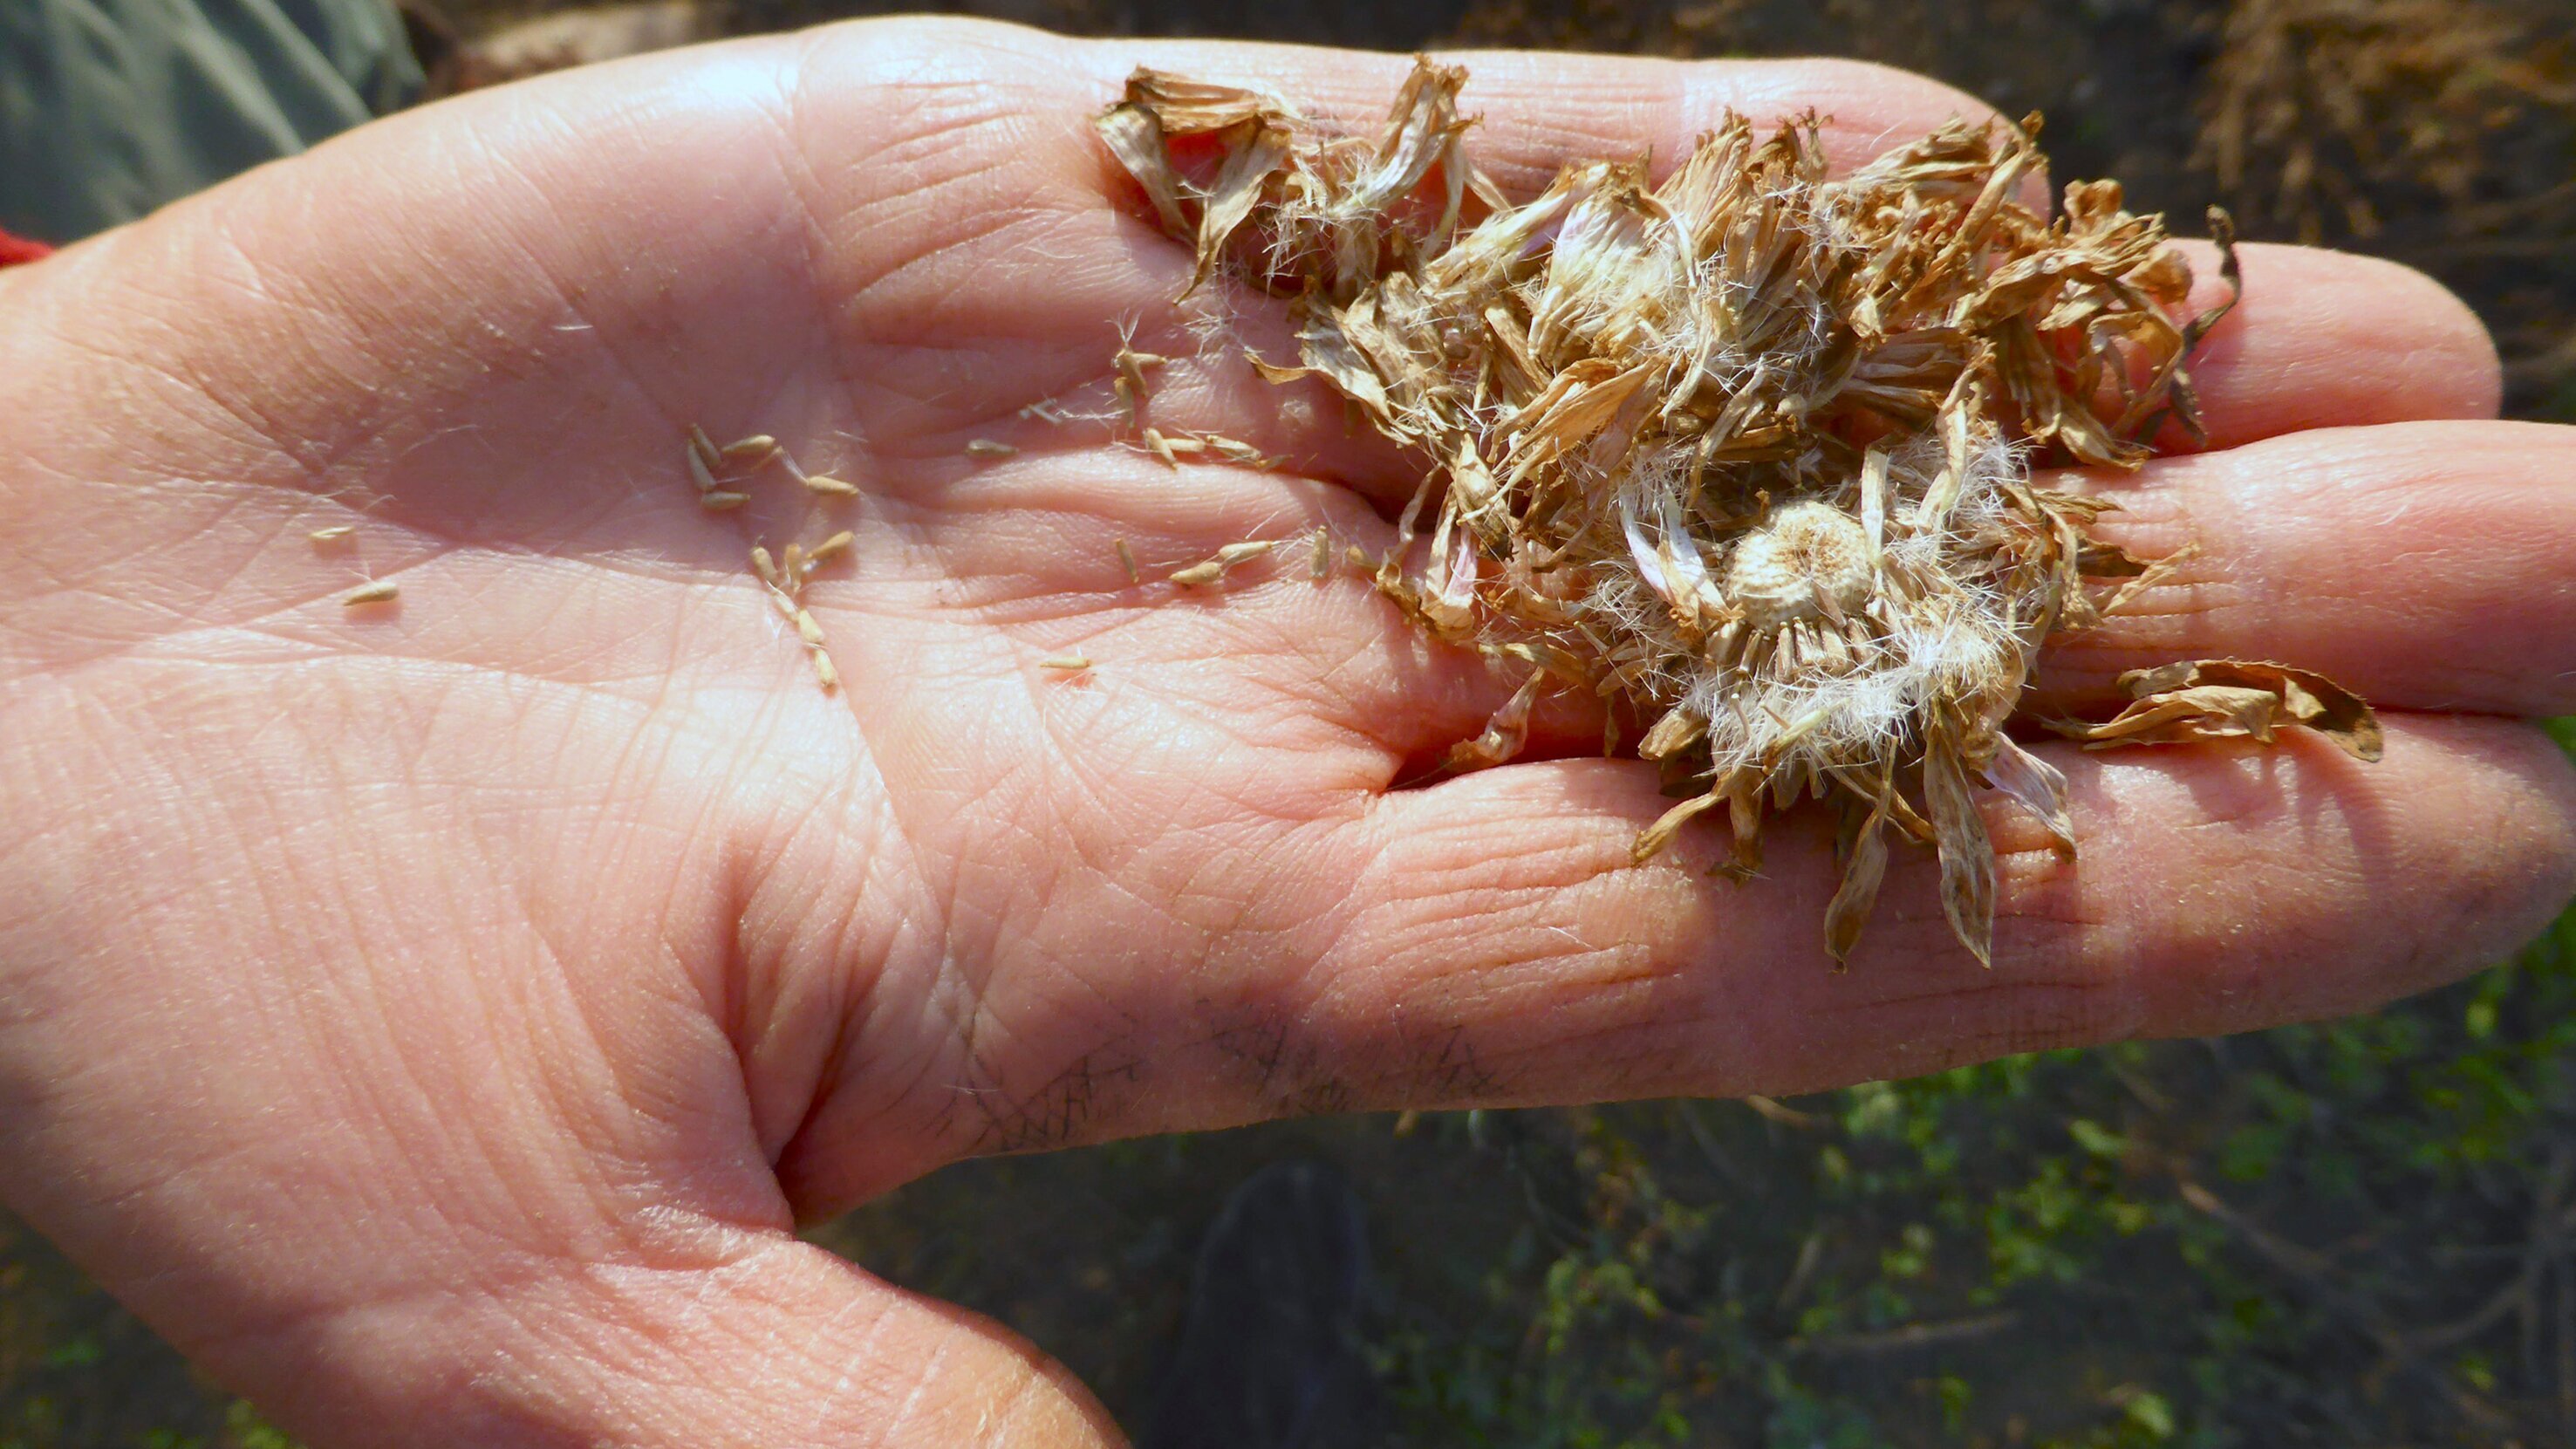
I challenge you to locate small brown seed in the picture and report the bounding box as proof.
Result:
[1116,346,1165,395]
[965,439,1018,459]
[808,530,856,564]
[1142,427,1179,468]
[686,445,722,495]
[307,525,355,543]
[1206,434,1271,466]
[1116,538,1140,584]
[1168,560,1227,586]
[1310,528,1332,580]
[793,609,827,647]
[803,474,861,498]
[751,546,782,587]
[812,650,841,692]
[699,490,750,512]
[1039,654,1092,671]
[721,434,780,468]
[687,424,722,472]
[342,580,399,606]
[1217,540,1274,565]
[782,543,806,582]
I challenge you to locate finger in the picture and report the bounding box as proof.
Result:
[776,714,2573,1200]
[1034,33,2496,482]
[762,23,2034,502]
[1288,714,2576,1108]
[2034,419,2576,717]
[2160,241,2500,448]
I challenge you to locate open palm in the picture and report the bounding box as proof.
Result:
[0,17,2570,1447]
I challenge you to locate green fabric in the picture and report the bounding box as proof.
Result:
[0,0,423,243]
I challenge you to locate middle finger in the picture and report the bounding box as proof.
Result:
[2033,418,2576,718]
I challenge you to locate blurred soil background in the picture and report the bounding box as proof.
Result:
[4,2,2573,1446]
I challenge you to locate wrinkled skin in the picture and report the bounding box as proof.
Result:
[1,18,2571,1447]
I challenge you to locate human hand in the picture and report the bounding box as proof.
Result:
[0,18,2568,1446]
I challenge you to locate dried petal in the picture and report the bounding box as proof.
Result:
[1981,735,2075,862]
[1923,737,1997,968]
[1823,805,1891,964]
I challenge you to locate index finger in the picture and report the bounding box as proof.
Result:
[783,23,2494,495]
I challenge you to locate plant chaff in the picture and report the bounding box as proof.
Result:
[1097,59,2378,966]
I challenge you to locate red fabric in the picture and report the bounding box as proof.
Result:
[0,227,54,266]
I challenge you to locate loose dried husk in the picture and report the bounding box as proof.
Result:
[1098,60,2378,967]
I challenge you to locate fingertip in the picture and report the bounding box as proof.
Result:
[2183,242,2504,444]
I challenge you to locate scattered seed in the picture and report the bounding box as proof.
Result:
[793,609,827,647]
[1143,427,1180,468]
[341,580,399,606]
[809,530,856,565]
[1309,528,1332,579]
[1217,540,1275,565]
[803,474,861,498]
[721,434,780,468]
[751,545,782,588]
[1114,375,1139,427]
[307,525,355,543]
[782,542,806,583]
[1206,434,1273,467]
[686,444,722,495]
[1039,654,1092,671]
[1168,560,1227,586]
[699,490,750,512]
[965,439,1018,459]
[1116,346,1166,395]
[1116,537,1140,584]
[687,424,722,472]
[812,650,841,692]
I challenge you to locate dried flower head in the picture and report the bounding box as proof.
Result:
[1098,59,2379,966]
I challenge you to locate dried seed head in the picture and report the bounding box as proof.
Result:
[1097,60,2372,964]
[1723,502,1873,632]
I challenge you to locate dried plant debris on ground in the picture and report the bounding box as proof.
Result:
[1097,59,2380,966]
[2193,0,2576,244]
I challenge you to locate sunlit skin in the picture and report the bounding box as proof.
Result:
[1,18,2572,1447]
